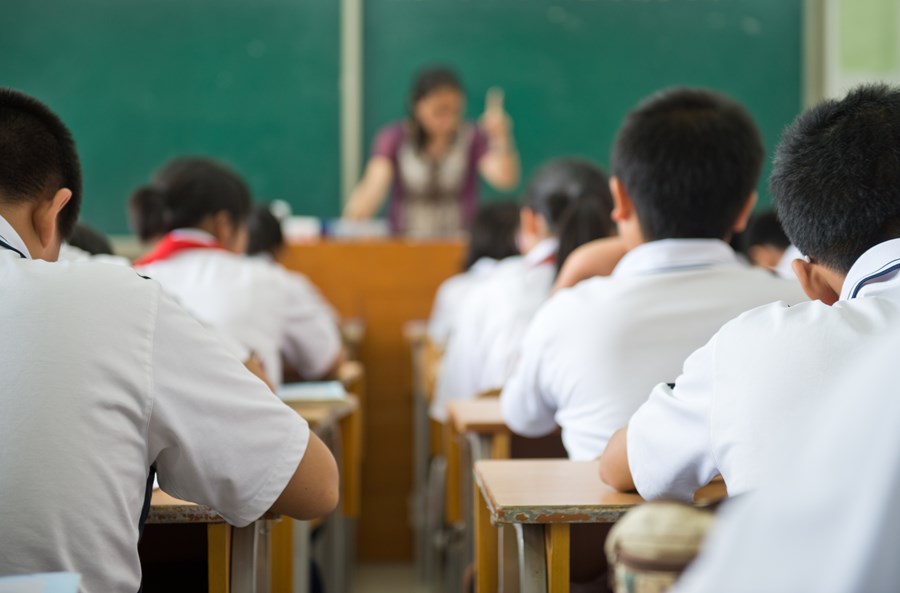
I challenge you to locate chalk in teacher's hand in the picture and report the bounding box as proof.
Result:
[486,87,505,112]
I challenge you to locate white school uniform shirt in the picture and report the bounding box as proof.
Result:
[430,238,558,421]
[136,230,341,386]
[0,216,309,593]
[627,238,900,501]
[427,257,500,347]
[57,242,131,267]
[501,239,807,460]
[672,334,900,593]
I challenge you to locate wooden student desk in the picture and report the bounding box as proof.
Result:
[147,490,275,593]
[474,460,642,593]
[275,396,361,593]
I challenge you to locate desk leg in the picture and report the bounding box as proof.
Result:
[231,521,264,593]
[545,524,569,593]
[208,524,232,593]
[271,519,292,593]
[516,524,548,593]
[444,421,461,526]
[498,524,520,593]
[491,432,511,460]
[292,520,311,593]
[474,478,498,593]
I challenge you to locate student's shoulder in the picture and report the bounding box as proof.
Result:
[717,297,829,341]
[721,265,806,298]
[529,276,615,331]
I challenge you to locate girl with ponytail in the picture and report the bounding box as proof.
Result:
[431,157,616,420]
[131,157,343,387]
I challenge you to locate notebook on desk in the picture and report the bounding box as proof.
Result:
[0,573,80,593]
[278,381,348,403]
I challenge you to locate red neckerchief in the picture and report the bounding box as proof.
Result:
[133,232,226,266]
[531,253,557,268]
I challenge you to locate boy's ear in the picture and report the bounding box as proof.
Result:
[609,177,634,223]
[732,192,758,234]
[793,259,840,305]
[32,188,72,256]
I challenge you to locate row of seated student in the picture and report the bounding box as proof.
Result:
[431,157,616,421]
[0,88,345,593]
[128,157,343,389]
[427,83,900,591]
[612,83,900,593]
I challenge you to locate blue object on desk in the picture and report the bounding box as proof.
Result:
[278,381,348,402]
[0,573,80,593]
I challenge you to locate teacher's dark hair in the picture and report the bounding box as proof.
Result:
[463,201,520,270]
[408,65,464,152]
[129,157,252,243]
[0,87,82,240]
[523,158,615,276]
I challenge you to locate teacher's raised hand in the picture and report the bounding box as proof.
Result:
[478,87,519,190]
[480,87,512,142]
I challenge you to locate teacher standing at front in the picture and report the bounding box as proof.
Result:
[343,66,520,237]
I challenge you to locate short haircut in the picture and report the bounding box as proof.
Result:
[246,203,285,258]
[742,210,790,252]
[463,201,520,270]
[129,157,252,243]
[771,84,900,273]
[611,87,763,241]
[0,88,82,239]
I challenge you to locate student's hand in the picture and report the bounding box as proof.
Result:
[244,353,275,392]
[554,236,629,293]
[480,87,512,143]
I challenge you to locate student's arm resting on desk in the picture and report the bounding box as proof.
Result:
[620,337,722,502]
[599,427,634,491]
[554,236,629,292]
[148,290,339,524]
[343,156,393,220]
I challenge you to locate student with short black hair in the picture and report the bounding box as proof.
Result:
[0,88,339,593]
[740,209,801,277]
[600,84,900,501]
[132,159,343,387]
[427,201,520,347]
[432,158,615,420]
[502,88,805,462]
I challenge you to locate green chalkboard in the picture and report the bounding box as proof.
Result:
[364,0,803,209]
[2,0,340,234]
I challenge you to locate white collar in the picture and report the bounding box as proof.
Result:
[523,237,559,268]
[612,239,740,278]
[169,228,219,245]
[839,239,900,301]
[0,214,32,259]
[469,257,498,275]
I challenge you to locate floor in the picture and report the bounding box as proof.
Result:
[352,563,432,593]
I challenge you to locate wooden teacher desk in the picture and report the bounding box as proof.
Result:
[280,239,465,560]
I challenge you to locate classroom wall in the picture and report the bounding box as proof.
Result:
[824,0,900,97]
[364,0,804,212]
[2,0,341,235]
[3,0,803,236]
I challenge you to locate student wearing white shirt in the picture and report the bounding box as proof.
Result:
[246,203,340,326]
[132,158,344,388]
[427,201,520,347]
[670,337,900,593]
[501,88,806,461]
[599,84,900,502]
[431,158,615,421]
[0,88,338,593]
